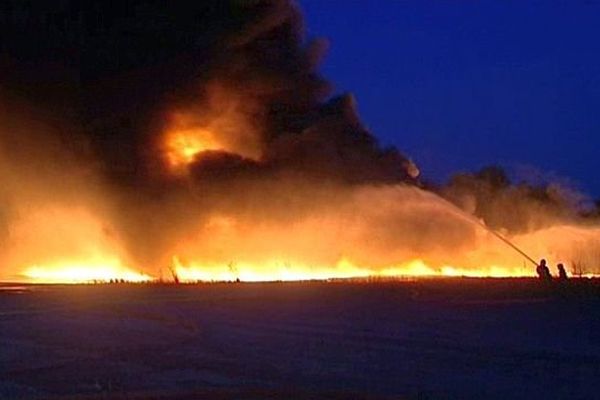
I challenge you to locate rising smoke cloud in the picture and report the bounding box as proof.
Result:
[0,0,598,281]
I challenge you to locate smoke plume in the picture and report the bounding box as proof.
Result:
[1,1,599,281]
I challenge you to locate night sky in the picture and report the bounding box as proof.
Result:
[301,1,600,197]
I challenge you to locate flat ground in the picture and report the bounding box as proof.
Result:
[1,279,599,399]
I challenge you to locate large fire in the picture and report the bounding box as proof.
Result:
[3,206,598,284]
[171,257,532,283]
[22,261,152,284]
[2,171,598,284]
[11,258,535,285]
[0,206,150,284]
[2,2,599,285]
[2,113,599,284]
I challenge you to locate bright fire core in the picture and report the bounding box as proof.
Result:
[165,127,223,168]
[6,206,599,284]
[22,262,153,284]
[13,258,537,285]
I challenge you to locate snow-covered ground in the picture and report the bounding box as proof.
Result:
[1,280,598,399]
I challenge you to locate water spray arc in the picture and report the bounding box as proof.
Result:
[437,197,540,268]
[474,220,539,267]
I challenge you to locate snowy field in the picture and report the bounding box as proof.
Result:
[1,280,599,399]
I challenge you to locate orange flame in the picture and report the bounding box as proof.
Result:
[2,206,153,284]
[5,180,600,283]
[22,260,153,284]
[163,116,225,170]
[161,83,264,172]
[170,257,535,283]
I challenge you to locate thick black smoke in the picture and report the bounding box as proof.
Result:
[0,0,415,186]
[0,0,422,273]
[438,166,596,233]
[3,1,598,279]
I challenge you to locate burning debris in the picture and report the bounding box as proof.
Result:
[0,1,599,283]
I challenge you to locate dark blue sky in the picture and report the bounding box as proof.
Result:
[301,1,600,197]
